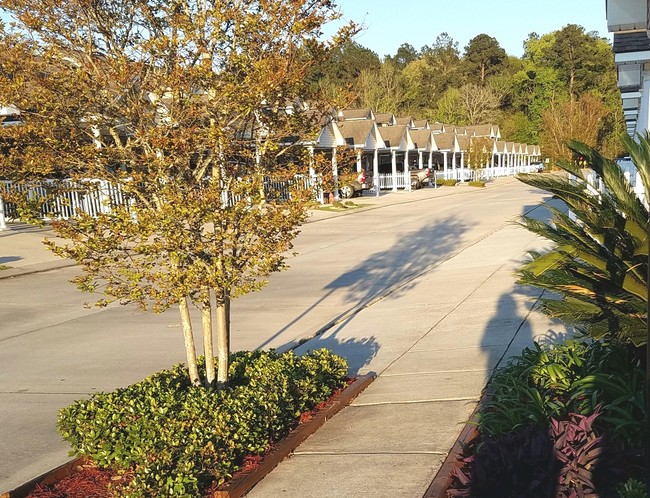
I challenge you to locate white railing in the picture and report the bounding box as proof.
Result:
[0,175,318,225]
[378,173,408,190]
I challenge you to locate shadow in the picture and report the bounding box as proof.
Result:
[294,335,380,377]
[259,215,473,353]
[0,256,21,264]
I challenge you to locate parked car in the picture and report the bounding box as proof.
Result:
[409,167,431,189]
[339,169,373,198]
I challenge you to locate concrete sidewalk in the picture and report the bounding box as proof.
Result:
[248,189,570,496]
[0,179,570,497]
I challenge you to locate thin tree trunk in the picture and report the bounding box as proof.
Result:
[216,292,230,388]
[179,296,201,386]
[201,289,216,387]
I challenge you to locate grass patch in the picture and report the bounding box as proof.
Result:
[0,264,11,270]
[314,201,370,212]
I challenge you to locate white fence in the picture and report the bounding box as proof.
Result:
[0,175,317,226]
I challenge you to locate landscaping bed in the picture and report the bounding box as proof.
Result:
[5,349,371,498]
[426,339,647,498]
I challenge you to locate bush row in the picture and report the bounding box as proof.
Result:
[57,349,348,497]
[453,339,646,497]
[437,179,458,186]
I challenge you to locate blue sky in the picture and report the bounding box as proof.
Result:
[333,0,610,58]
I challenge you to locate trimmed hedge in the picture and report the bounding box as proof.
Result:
[57,349,348,497]
[438,179,458,186]
[468,180,486,187]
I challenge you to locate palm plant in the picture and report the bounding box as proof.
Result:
[516,135,650,346]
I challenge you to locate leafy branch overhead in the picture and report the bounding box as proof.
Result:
[516,136,649,346]
[0,0,358,387]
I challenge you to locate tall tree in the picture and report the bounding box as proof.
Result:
[463,34,507,85]
[0,0,356,387]
[422,32,462,96]
[533,24,616,99]
[540,93,608,164]
[385,42,419,69]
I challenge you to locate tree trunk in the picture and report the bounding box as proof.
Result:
[201,290,216,387]
[179,297,201,386]
[216,292,230,388]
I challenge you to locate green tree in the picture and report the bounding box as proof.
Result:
[0,0,355,387]
[463,33,507,85]
[385,42,419,69]
[516,137,649,346]
[533,24,616,99]
[422,32,462,96]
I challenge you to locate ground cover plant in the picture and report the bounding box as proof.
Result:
[54,349,348,498]
[438,179,459,186]
[450,339,646,497]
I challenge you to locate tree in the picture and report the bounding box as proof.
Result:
[532,25,617,100]
[466,136,494,171]
[457,83,502,125]
[463,34,507,85]
[516,137,649,346]
[357,61,403,113]
[422,32,461,96]
[540,93,608,165]
[385,42,419,69]
[0,0,356,387]
[308,41,381,93]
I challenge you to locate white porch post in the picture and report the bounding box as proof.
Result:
[428,152,433,169]
[404,152,410,191]
[373,148,380,197]
[391,150,398,192]
[356,150,362,172]
[443,152,448,179]
[332,147,339,201]
[460,152,465,181]
[0,195,6,231]
[418,151,423,169]
[452,152,457,180]
[308,146,322,204]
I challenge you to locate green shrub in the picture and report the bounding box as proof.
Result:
[479,340,645,446]
[438,179,458,186]
[57,349,348,497]
[468,180,486,187]
[618,478,647,498]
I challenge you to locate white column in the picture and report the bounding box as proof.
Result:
[460,152,465,181]
[636,70,650,135]
[443,152,448,179]
[404,152,410,191]
[418,151,423,169]
[373,148,380,197]
[428,152,433,169]
[452,152,457,180]
[356,150,362,172]
[391,150,398,192]
[332,147,339,201]
[0,195,6,231]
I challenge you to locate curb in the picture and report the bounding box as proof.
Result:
[1,373,376,498]
[212,372,376,497]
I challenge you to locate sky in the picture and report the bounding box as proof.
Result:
[332,0,610,58]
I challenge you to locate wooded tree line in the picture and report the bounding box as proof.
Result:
[310,25,625,163]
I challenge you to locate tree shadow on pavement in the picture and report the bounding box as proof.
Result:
[263,215,473,353]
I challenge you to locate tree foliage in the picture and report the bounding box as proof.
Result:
[463,34,507,85]
[0,0,356,387]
